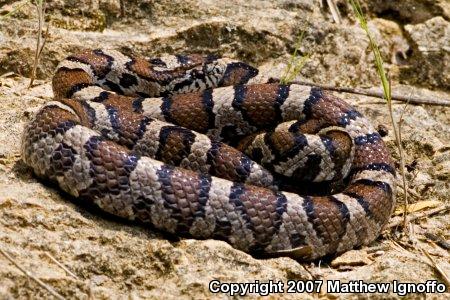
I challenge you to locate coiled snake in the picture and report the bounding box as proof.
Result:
[21,49,396,259]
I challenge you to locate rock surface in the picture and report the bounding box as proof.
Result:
[366,0,450,24]
[0,0,449,299]
[404,16,450,89]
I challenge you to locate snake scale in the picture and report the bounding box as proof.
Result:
[21,49,396,259]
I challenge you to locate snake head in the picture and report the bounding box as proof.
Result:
[218,61,259,86]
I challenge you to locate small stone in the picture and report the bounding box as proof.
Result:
[372,250,385,257]
[331,250,372,268]
[90,275,110,286]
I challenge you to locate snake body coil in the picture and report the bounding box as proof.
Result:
[21,49,396,259]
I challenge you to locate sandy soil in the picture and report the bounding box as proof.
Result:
[0,1,449,299]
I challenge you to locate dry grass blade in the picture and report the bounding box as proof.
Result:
[0,0,29,20]
[44,252,79,280]
[389,78,409,230]
[349,0,409,231]
[280,30,310,85]
[326,0,342,24]
[29,0,48,88]
[0,72,16,78]
[421,248,450,287]
[0,247,65,300]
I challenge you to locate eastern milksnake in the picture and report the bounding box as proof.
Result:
[21,49,396,259]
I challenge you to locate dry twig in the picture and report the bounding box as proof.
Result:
[44,252,79,280]
[0,72,15,78]
[424,233,450,251]
[365,244,391,254]
[0,247,65,300]
[389,239,409,253]
[386,205,449,229]
[326,0,342,24]
[29,0,48,88]
[267,79,450,106]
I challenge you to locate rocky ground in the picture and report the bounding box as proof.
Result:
[0,0,449,299]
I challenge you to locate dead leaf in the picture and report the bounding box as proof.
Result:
[394,200,443,215]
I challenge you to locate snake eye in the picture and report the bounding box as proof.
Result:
[148,58,167,67]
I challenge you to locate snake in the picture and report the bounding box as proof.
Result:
[21,49,396,260]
